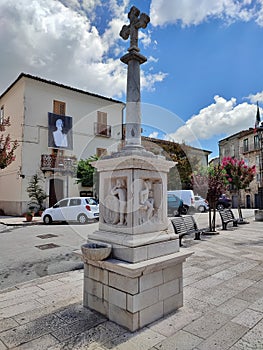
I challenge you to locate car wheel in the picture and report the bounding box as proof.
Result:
[43,215,52,225]
[198,205,206,213]
[181,205,188,215]
[217,204,225,211]
[78,213,88,224]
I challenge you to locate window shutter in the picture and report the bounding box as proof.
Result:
[53,100,66,115]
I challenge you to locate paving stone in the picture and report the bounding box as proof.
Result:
[0,317,18,332]
[55,303,96,324]
[154,330,203,350]
[0,286,42,303]
[51,314,106,342]
[51,323,120,349]
[148,306,202,337]
[229,319,263,350]
[197,321,248,350]
[183,310,231,339]
[236,286,263,303]
[13,299,82,325]
[0,314,68,348]
[0,340,7,350]
[216,298,250,317]
[191,276,224,290]
[221,277,255,291]
[0,299,42,318]
[232,309,263,328]
[103,328,165,350]
[12,334,59,349]
[212,269,238,281]
[249,297,263,313]
[194,285,239,306]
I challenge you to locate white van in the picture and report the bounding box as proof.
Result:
[167,190,195,213]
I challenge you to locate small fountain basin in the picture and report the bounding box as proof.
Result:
[81,241,112,261]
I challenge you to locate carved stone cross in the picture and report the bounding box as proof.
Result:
[120,6,150,51]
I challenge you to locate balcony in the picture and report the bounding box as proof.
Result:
[240,144,261,154]
[94,122,111,137]
[41,154,77,174]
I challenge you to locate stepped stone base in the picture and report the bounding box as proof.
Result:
[83,251,192,332]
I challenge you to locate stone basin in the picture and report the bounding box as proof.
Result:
[81,241,112,261]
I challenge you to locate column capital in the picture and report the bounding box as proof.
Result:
[120,50,147,65]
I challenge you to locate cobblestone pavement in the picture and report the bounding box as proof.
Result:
[0,215,262,349]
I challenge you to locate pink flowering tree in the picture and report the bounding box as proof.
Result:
[221,157,256,221]
[0,117,18,169]
[192,165,226,232]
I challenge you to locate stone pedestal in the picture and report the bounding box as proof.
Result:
[83,251,192,332]
[89,153,179,263]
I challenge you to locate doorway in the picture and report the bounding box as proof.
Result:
[246,195,251,208]
[49,179,64,207]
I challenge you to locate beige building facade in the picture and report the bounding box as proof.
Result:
[0,73,125,215]
[219,128,261,208]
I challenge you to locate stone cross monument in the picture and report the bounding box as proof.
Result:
[82,6,192,332]
[120,6,150,149]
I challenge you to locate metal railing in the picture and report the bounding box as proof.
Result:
[94,122,111,137]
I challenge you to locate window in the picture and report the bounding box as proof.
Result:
[53,100,66,115]
[256,155,260,167]
[254,135,260,149]
[55,199,68,208]
[0,106,4,124]
[243,138,249,152]
[97,111,107,126]
[69,198,81,206]
[231,144,235,157]
[94,111,111,137]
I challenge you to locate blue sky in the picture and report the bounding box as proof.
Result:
[1,0,263,158]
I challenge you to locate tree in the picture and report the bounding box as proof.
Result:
[0,117,18,169]
[76,155,99,188]
[221,157,256,221]
[192,165,226,232]
[27,173,48,213]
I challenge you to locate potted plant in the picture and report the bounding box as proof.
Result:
[27,173,47,216]
[24,210,34,222]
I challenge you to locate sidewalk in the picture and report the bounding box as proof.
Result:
[0,215,263,349]
[0,216,42,227]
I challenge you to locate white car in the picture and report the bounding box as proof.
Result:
[194,195,209,212]
[42,197,99,224]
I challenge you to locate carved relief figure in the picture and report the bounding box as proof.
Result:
[103,178,127,226]
[139,180,154,223]
[111,178,127,225]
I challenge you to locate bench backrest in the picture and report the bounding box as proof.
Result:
[171,215,198,235]
[219,209,235,221]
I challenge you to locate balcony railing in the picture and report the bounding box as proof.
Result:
[41,154,77,174]
[94,122,111,137]
[240,144,261,154]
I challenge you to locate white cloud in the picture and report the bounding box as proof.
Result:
[246,91,263,103]
[0,0,163,99]
[166,95,258,143]
[150,0,259,27]
[148,131,159,138]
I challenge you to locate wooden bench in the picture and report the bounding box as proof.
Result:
[171,215,201,247]
[219,209,238,230]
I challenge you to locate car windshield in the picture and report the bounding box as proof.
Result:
[85,198,98,205]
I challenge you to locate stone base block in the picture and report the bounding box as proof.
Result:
[88,230,179,263]
[83,251,192,332]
